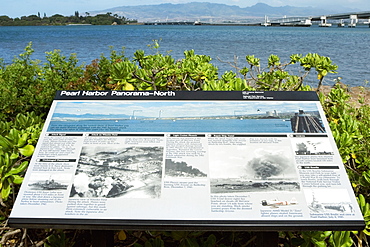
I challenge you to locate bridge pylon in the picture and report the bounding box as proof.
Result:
[319,16,332,27]
[349,15,358,28]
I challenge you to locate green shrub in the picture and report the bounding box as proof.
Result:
[0,43,84,121]
[1,43,369,246]
[0,112,43,221]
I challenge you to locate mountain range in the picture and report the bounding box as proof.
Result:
[52,113,133,120]
[90,2,361,22]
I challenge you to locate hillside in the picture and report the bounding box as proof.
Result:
[90,2,360,22]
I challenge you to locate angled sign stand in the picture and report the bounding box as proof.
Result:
[9,91,364,231]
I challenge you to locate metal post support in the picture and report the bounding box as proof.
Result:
[91,230,114,247]
[256,232,279,247]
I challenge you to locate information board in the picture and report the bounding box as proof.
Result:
[9,91,364,231]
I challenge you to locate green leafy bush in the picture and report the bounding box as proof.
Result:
[0,112,43,222]
[1,43,369,246]
[0,43,84,121]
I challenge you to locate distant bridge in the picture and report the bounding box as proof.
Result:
[144,21,200,25]
[263,11,370,27]
[310,11,370,20]
[144,11,370,27]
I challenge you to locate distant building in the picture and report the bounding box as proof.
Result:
[266,110,278,117]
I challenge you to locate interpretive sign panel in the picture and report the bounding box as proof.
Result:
[9,91,364,231]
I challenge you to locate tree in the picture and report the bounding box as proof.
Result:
[49,14,65,24]
[0,15,13,26]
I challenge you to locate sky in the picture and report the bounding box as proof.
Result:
[2,0,370,18]
[52,101,320,118]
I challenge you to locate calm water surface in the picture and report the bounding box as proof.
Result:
[0,25,369,87]
[48,118,294,133]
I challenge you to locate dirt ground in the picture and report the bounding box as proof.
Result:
[320,84,370,107]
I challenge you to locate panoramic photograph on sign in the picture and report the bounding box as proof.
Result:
[47,100,325,133]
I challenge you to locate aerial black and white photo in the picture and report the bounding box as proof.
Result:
[209,145,300,193]
[165,159,207,178]
[69,146,163,198]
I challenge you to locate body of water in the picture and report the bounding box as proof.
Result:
[0,25,369,87]
[48,118,297,133]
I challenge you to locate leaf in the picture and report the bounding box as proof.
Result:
[10,152,19,160]
[118,230,126,241]
[0,136,12,151]
[9,161,29,175]
[203,234,217,247]
[151,238,164,247]
[11,175,24,184]
[180,238,199,247]
[45,230,68,247]
[124,83,135,91]
[18,144,35,156]
[311,239,327,247]
[17,133,28,147]
[1,179,11,200]
[330,231,353,247]
[145,238,164,247]
[144,242,153,247]
[171,231,189,241]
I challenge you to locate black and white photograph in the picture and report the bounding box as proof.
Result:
[209,145,300,193]
[164,159,207,178]
[305,189,355,213]
[292,138,334,155]
[261,197,299,208]
[28,173,70,190]
[69,146,163,198]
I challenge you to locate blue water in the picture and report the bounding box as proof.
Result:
[47,118,295,133]
[0,25,369,87]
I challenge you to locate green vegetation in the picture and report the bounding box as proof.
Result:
[0,42,369,246]
[0,12,137,26]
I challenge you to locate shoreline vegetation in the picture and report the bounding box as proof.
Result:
[0,12,138,26]
[0,44,370,246]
